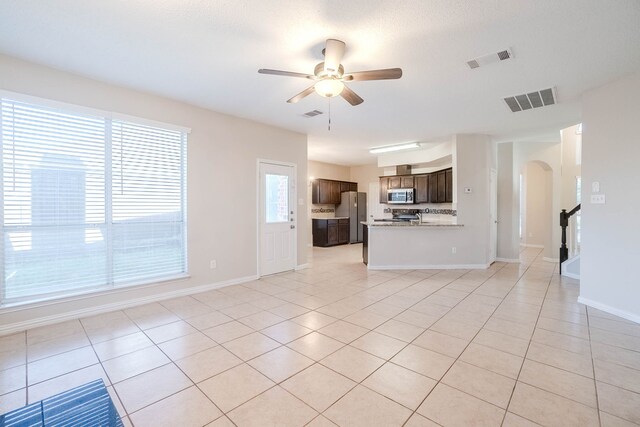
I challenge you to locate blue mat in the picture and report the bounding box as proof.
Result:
[0,379,123,427]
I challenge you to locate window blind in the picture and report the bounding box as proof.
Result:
[0,97,187,304]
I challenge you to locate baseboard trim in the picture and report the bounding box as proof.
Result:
[295,263,310,271]
[0,274,259,336]
[520,243,544,248]
[578,296,640,325]
[495,258,520,263]
[368,263,490,271]
[561,271,580,280]
[543,257,559,263]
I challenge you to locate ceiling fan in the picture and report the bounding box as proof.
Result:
[258,39,402,106]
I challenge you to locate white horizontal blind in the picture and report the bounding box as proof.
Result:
[0,97,187,304]
[111,120,186,285]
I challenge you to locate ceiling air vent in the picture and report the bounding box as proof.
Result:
[467,48,514,69]
[302,110,323,118]
[504,87,556,113]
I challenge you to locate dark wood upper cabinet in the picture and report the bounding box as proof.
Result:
[400,176,414,188]
[388,176,401,189]
[436,170,446,202]
[379,177,389,203]
[428,173,438,202]
[415,174,429,203]
[379,167,452,204]
[311,179,358,204]
[330,181,341,204]
[445,168,453,203]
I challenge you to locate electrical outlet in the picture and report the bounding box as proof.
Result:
[209,260,217,269]
[451,247,456,254]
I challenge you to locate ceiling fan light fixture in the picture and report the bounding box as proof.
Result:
[369,142,421,154]
[314,79,344,98]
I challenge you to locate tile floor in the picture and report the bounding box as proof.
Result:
[1,245,640,426]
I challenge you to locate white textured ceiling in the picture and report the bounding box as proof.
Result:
[1,1,639,165]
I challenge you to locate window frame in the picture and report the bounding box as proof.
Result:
[0,91,191,308]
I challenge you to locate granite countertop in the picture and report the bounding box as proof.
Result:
[312,217,350,220]
[362,220,463,227]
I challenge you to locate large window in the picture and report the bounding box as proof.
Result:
[1,95,188,305]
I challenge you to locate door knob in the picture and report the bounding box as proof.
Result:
[290,225,296,229]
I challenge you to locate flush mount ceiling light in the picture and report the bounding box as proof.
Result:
[369,142,420,154]
[314,78,344,98]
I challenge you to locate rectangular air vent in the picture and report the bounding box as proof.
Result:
[302,110,323,118]
[467,48,514,69]
[504,87,556,113]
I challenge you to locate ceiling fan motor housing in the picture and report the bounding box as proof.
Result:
[314,62,344,78]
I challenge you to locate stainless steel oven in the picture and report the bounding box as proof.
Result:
[387,188,415,204]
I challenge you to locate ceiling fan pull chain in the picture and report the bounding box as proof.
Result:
[328,98,331,131]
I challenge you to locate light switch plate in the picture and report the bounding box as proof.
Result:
[590,194,606,204]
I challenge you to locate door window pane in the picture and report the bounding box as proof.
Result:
[265,174,288,223]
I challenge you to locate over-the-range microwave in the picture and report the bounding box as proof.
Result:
[387,188,415,204]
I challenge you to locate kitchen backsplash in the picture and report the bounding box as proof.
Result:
[384,208,457,216]
[311,207,335,213]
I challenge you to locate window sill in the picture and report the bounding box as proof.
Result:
[0,273,191,313]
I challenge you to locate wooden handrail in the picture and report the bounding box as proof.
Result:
[559,204,581,273]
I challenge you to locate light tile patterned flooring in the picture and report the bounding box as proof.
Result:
[1,245,640,426]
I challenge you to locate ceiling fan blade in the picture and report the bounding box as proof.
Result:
[258,69,316,79]
[323,39,346,75]
[287,85,316,103]
[343,68,403,81]
[340,85,364,106]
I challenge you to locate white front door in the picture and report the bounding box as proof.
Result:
[259,161,296,276]
[489,168,498,264]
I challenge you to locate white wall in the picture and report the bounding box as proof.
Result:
[580,72,640,322]
[0,55,308,332]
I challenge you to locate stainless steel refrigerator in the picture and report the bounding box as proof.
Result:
[335,191,367,243]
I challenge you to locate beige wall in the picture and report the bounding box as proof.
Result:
[560,125,582,210]
[522,162,552,247]
[453,134,493,265]
[580,72,640,322]
[496,142,519,261]
[0,55,308,332]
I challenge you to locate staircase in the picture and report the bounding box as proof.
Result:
[559,204,581,278]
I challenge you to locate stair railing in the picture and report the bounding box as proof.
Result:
[559,204,581,273]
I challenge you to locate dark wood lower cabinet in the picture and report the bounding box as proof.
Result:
[313,218,350,247]
[362,224,368,265]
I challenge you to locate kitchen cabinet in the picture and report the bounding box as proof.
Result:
[312,179,358,204]
[415,174,429,203]
[379,177,389,203]
[445,168,453,203]
[436,170,446,202]
[312,218,350,247]
[379,167,453,204]
[431,167,453,203]
[401,176,414,188]
[388,176,402,189]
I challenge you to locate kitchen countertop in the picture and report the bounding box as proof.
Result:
[312,217,350,220]
[362,220,463,227]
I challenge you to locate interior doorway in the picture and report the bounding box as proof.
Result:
[520,161,553,256]
[258,160,296,276]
